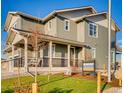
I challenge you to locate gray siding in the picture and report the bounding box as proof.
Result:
[44,17,57,36]
[56,16,77,41]
[21,17,44,32]
[84,20,116,69]
[77,21,85,42]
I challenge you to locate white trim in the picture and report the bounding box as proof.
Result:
[64,20,70,31]
[91,47,96,59]
[88,22,98,38]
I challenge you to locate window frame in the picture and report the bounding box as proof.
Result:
[64,19,70,31]
[13,22,17,28]
[111,51,115,63]
[48,20,52,31]
[88,22,98,38]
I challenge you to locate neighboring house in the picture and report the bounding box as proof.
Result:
[3,6,120,74]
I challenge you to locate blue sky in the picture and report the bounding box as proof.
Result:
[1,0,122,59]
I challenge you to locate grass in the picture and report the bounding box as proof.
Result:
[1,74,111,93]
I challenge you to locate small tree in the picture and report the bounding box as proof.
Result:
[30,23,43,83]
[29,19,51,83]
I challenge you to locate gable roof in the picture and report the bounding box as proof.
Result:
[75,12,120,31]
[42,6,97,22]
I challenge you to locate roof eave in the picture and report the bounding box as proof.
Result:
[4,12,43,32]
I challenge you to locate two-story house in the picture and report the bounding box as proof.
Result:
[4,6,120,74]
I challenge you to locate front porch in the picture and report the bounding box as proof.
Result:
[4,29,86,74]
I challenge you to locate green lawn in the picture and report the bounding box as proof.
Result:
[1,75,111,93]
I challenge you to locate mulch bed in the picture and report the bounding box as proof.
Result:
[71,73,120,87]
[72,73,97,80]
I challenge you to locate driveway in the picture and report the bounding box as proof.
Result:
[103,87,122,93]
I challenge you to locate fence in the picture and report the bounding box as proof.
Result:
[82,60,96,75]
[11,57,96,74]
[70,59,96,75]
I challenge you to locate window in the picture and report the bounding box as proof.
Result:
[89,22,98,38]
[91,48,96,59]
[64,20,70,31]
[13,22,17,28]
[48,21,52,31]
[52,44,55,57]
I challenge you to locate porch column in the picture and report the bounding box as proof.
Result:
[67,44,71,68]
[74,48,76,66]
[82,47,84,60]
[24,38,28,72]
[49,41,52,69]
[10,44,14,72]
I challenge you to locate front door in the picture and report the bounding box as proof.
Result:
[70,47,75,67]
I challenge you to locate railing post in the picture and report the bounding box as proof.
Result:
[32,83,38,93]
[48,41,52,81]
[49,41,52,70]
[97,72,101,93]
[94,60,96,73]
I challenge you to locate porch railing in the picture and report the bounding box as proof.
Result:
[12,57,96,72]
[28,57,49,67]
[27,57,68,67]
[52,58,68,67]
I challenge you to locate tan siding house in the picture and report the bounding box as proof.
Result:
[3,6,120,74]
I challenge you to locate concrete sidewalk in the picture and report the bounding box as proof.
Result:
[103,87,122,93]
[1,72,27,79]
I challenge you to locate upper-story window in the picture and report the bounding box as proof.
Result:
[64,20,70,31]
[48,21,52,31]
[88,22,98,38]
